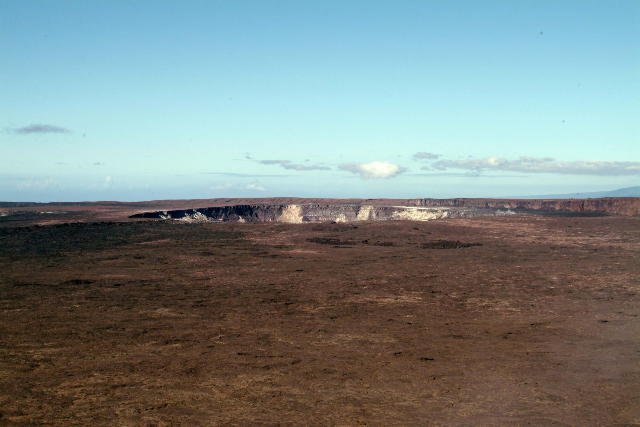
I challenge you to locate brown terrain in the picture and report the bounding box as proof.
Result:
[1,199,639,425]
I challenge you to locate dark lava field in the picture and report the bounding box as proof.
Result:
[1,205,639,425]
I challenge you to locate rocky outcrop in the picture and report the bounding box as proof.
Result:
[130,204,494,223]
[414,198,640,216]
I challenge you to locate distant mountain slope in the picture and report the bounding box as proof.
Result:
[602,186,640,197]
[525,186,640,199]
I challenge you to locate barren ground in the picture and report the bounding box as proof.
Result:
[1,213,639,425]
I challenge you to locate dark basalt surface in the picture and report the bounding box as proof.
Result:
[1,216,639,424]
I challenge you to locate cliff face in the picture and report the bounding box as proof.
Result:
[129,198,640,223]
[414,198,640,216]
[130,204,492,223]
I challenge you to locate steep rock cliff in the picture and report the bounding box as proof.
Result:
[130,204,490,223]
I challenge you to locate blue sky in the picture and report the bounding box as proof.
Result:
[1,0,638,201]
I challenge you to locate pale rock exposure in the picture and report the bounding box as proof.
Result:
[356,205,375,221]
[278,205,304,224]
[390,207,449,221]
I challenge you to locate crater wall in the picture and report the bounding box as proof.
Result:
[128,197,640,223]
[129,204,493,223]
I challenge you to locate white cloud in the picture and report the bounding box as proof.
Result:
[16,178,58,190]
[339,161,405,179]
[103,176,113,188]
[427,156,640,176]
[246,182,266,191]
[258,159,330,171]
[210,183,234,191]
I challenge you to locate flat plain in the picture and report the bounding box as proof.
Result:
[1,207,639,425]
